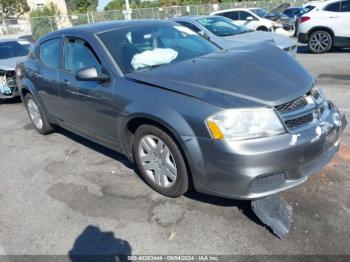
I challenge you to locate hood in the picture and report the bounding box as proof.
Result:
[126,41,314,108]
[0,56,27,71]
[223,31,295,49]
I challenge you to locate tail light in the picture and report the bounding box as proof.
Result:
[300,16,310,23]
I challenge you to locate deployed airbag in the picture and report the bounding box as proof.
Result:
[131,48,178,70]
[0,74,12,95]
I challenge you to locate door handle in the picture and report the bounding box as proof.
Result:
[329,16,339,18]
[63,79,71,86]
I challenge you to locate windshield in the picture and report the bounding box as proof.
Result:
[196,17,251,37]
[98,23,219,74]
[250,8,269,18]
[0,41,31,60]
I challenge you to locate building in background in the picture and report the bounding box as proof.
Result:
[26,0,69,16]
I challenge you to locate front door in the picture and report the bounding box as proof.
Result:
[58,37,117,145]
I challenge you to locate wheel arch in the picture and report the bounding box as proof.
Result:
[122,114,195,188]
[257,25,268,31]
[307,26,335,40]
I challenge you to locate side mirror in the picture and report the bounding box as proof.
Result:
[76,67,110,82]
[246,16,254,21]
[198,31,210,40]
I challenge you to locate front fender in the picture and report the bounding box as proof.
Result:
[118,99,198,156]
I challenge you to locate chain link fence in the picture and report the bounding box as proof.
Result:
[0,0,308,39]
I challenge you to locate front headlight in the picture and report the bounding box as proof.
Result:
[206,108,285,141]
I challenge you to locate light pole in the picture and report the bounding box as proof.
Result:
[123,0,132,20]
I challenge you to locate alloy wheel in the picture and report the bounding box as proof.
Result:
[309,32,331,53]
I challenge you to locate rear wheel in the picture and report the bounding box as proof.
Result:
[24,94,55,135]
[308,30,333,54]
[133,125,189,197]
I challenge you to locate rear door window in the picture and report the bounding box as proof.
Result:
[39,38,61,69]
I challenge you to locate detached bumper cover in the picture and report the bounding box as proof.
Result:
[185,107,347,200]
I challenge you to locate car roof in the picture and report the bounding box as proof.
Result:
[40,19,177,40]
[171,15,215,21]
[0,38,22,43]
[211,8,255,14]
[286,6,304,10]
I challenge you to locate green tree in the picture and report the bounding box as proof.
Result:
[29,3,59,40]
[66,0,99,13]
[65,0,98,26]
[104,0,125,11]
[0,0,30,19]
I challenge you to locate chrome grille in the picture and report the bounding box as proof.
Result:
[275,96,307,113]
[285,113,313,129]
[275,87,329,132]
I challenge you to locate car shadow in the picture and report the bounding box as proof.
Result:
[69,225,132,262]
[185,190,267,229]
[57,129,269,232]
[57,128,135,171]
[0,97,21,105]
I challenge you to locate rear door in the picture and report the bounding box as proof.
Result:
[338,0,350,37]
[322,1,343,34]
[30,37,62,119]
[58,35,117,145]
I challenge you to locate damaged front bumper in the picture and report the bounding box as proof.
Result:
[186,105,347,200]
[0,70,20,99]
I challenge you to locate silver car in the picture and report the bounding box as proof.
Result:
[0,39,31,99]
[171,15,297,56]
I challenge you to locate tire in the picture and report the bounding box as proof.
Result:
[133,124,189,198]
[308,30,333,54]
[24,93,55,135]
[257,26,268,31]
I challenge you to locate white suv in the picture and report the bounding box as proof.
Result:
[298,0,350,53]
[210,8,276,31]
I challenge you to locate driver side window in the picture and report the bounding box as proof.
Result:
[239,11,254,20]
[63,38,102,73]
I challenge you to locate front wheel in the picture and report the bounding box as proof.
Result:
[24,94,55,135]
[308,30,333,54]
[133,125,189,198]
[257,26,268,31]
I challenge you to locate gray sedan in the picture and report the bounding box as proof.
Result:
[171,15,297,56]
[17,20,346,200]
[0,39,31,99]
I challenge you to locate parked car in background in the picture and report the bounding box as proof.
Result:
[171,16,297,56]
[211,7,294,33]
[283,6,314,35]
[283,6,312,18]
[298,0,350,53]
[0,39,31,99]
[262,4,296,31]
[210,8,277,31]
[17,20,346,200]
